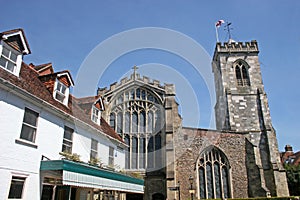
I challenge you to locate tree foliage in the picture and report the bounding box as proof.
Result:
[284,163,300,195]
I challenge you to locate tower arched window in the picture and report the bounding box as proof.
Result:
[108,87,163,170]
[197,146,231,199]
[235,60,250,86]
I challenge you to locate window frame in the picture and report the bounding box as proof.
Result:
[19,107,39,143]
[62,126,74,153]
[0,42,22,76]
[8,176,27,199]
[91,106,101,125]
[197,147,231,199]
[234,60,250,87]
[53,80,69,105]
[108,146,114,167]
[90,138,98,160]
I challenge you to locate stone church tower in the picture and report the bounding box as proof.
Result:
[212,40,289,196]
[98,40,289,199]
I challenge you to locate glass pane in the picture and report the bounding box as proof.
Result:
[55,92,65,102]
[117,95,123,104]
[57,82,62,91]
[41,185,54,200]
[154,111,161,133]
[199,167,206,199]
[8,177,25,198]
[62,144,72,153]
[136,88,140,99]
[117,112,123,133]
[109,147,114,156]
[125,112,130,133]
[139,111,145,133]
[10,51,18,62]
[6,61,15,72]
[207,163,214,199]
[155,134,161,168]
[139,137,145,169]
[125,92,129,101]
[91,139,98,151]
[132,136,138,169]
[90,151,97,159]
[64,127,73,140]
[125,135,130,169]
[0,56,7,68]
[141,90,146,100]
[23,108,38,126]
[130,90,134,99]
[214,163,221,198]
[110,113,115,130]
[20,124,35,142]
[222,167,230,198]
[132,112,138,133]
[2,46,10,58]
[147,136,154,168]
[147,111,153,133]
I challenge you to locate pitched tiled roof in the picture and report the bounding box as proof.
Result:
[0,63,124,144]
[33,62,53,72]
[0,28,31,54]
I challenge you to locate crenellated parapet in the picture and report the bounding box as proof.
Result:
[213,40,259,60]
[97,72,175,96]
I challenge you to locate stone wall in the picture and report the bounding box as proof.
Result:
[174,128,249,199]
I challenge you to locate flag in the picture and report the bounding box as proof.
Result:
[215,20,225,28]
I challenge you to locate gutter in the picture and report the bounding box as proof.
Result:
[0,77,127,148]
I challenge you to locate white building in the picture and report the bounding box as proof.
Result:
[0,29,144,200]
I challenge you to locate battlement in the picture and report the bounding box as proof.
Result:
[213,40,259,60]
[97,72,175,96]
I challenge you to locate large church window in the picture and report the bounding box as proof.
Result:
[198,147,231,199]
[109,87,163,170]
[235,60,250,87]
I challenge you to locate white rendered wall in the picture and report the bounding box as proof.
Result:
[0,87,125,199]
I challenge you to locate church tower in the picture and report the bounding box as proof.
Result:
[212,40,289,196]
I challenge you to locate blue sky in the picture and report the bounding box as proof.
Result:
[2,0,300,151]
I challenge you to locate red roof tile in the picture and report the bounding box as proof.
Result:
[0,63,124,144]
[0,28,31,54]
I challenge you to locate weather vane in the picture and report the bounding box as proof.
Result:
[224,22,233,41]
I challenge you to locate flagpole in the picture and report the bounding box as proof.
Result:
[215,25,219,42]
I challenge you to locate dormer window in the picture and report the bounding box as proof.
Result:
[91,98,104,125]
[0,42,22,75]
[91,106,101,124]
[54,80,69,105]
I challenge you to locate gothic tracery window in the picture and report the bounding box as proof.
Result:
[109,87,163,170]
[198,147,231,199]
[235,60,250,86]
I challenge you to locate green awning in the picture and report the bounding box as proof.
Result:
[40,160,144,193]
